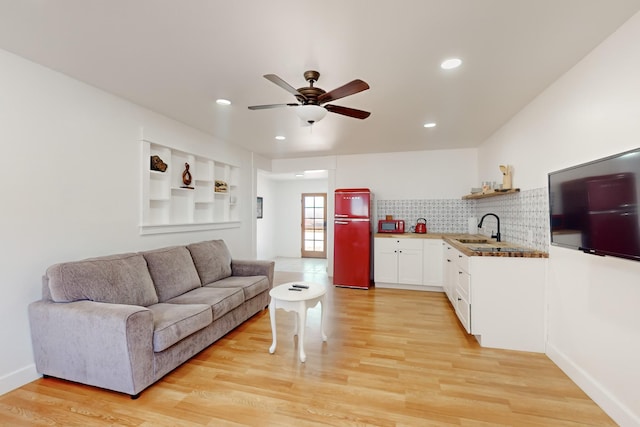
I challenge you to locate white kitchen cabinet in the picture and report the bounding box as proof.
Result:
[454,260,471,333]
[374,237,444,291]
[422,239,443,286]
[373,238,400,284]
[374,237,423,286]
[455,287,471,333]
[441,241,547,352]
[442,242,456,303]
[442,244,472,333]
[397,243,423,284]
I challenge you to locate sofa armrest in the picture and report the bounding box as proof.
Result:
[28,300,155,396]
[231,259,275,288]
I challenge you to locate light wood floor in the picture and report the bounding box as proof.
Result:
[0,270,615,426]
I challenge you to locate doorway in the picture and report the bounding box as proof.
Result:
[301,193,327,259]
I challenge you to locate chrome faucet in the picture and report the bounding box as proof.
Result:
[478,213,501,242]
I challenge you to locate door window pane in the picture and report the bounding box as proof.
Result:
[301,193,327,258]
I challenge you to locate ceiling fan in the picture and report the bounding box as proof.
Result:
[248,70,370,124]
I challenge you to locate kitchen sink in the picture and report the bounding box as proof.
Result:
[456,238,489,244]
[469,247,532,253]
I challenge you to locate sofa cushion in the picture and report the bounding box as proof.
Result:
[165,286,244,321]
[147,303,212,352]
[187,240,232,284]
[142,246,202,302]
[46,253,158,307]
[208,276,270,301]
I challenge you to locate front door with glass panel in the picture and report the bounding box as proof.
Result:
[301,193,327,259]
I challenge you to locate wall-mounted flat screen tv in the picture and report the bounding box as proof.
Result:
[548,148,640,261]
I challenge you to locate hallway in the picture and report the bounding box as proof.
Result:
[272,256,327,276]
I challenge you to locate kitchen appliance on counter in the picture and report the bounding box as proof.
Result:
[334,188,372,289]
[378,219,405,233]
[415,218,427,234]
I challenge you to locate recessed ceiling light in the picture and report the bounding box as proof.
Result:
[440,58,462,70]
[275,135,286,140]
[423,122,437,128]
[216,99,231,105]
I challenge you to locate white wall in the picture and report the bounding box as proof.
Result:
[0,49,254,395]
[273,149,478,200]
[477,12,640,426]
[272,156,337,175]
[272,179,329,258]
[256,172,278,260]
[335,149,478,199]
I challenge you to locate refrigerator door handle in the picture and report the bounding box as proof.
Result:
[335,214,349,217]
[335,221,350,225]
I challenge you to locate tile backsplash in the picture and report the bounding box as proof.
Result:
[376,199,474,234]
[376,187,550,252]
[475,187,550,252]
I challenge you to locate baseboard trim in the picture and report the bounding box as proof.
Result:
[374,282,443,292]
[0,364,39,396]
[546,342,639,426]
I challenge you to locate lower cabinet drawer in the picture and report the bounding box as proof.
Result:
[456,269,470,302]
[455,293,471,334]
[456,251,469,273]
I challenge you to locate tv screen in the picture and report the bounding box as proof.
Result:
[548,148,640,261]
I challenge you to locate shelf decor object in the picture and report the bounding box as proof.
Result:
[500,164,513,190]
[215,180,228,193]
[181,163,193,189]
[140,138,240,235]
[150,155,167,172]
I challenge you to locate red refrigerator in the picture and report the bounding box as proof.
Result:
[333,188,372,289]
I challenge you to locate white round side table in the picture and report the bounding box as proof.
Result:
[268,281,327,362]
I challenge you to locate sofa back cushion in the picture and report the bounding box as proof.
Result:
[46,253,159,306]
[142,246,202,302]
[187,240,232,285]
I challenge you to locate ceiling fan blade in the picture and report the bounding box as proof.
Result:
[325,104,371,119]
[263,74,308,101]
[318,79,369,104]
[248,103,299,110]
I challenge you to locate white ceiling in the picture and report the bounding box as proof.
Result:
[1,0,639,160]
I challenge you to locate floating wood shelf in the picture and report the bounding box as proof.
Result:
[462,188,520,200]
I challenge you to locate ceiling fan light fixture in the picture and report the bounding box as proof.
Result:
[249,71,370,121]
[295,104,327,124]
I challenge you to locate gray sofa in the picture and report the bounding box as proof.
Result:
[28,240,274,398]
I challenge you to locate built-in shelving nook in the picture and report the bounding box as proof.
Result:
[140,138,240,235]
